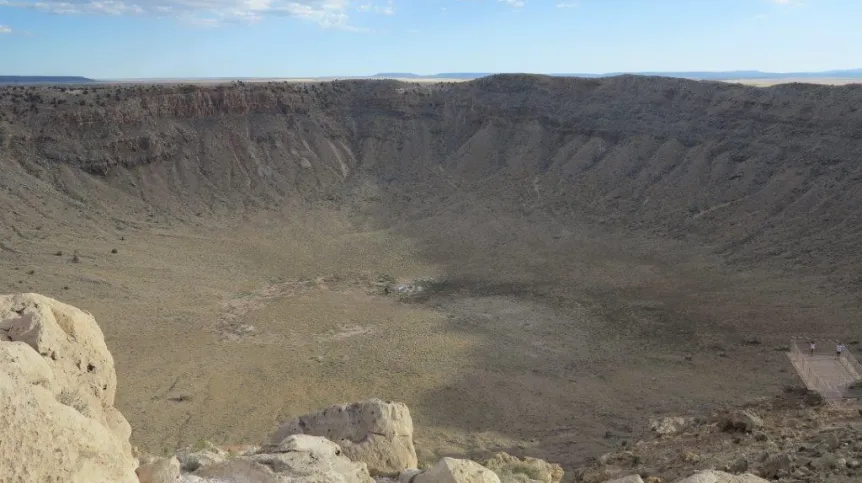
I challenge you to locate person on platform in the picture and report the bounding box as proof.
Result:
[837,342,846,359]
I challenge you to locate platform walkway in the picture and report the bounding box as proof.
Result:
[788,340,862,406]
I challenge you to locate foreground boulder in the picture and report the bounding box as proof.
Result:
[175,440,229,472]
[484,452,564,483]
[271,398,417,476]
[136,456,181,483]
[674,470,769,483]
[605,476,644,483]
[254,434,374,482]
[194,459,276,482]
[413,457,501,483]
[0,293,138,483]
[189,434,373,482]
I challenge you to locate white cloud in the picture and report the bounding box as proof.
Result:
[498,0,524,7]
[357,0,391,15]
[0,24,12,33]
[0,0,392,27]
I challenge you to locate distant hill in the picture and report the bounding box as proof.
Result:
[373,73,423,79]
[372,69,862,81]
[371,73,491,80]
[0,76,95,85]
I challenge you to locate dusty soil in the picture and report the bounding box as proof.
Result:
[1,75,861,476]
[571,388,862,482]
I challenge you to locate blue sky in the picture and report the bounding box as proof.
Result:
[0,0,860,78]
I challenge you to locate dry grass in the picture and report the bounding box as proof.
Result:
[0,203,817,472]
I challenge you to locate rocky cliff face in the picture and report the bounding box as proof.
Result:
[2,77,862,280]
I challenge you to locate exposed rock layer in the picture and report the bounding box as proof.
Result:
[2,77,862,280]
